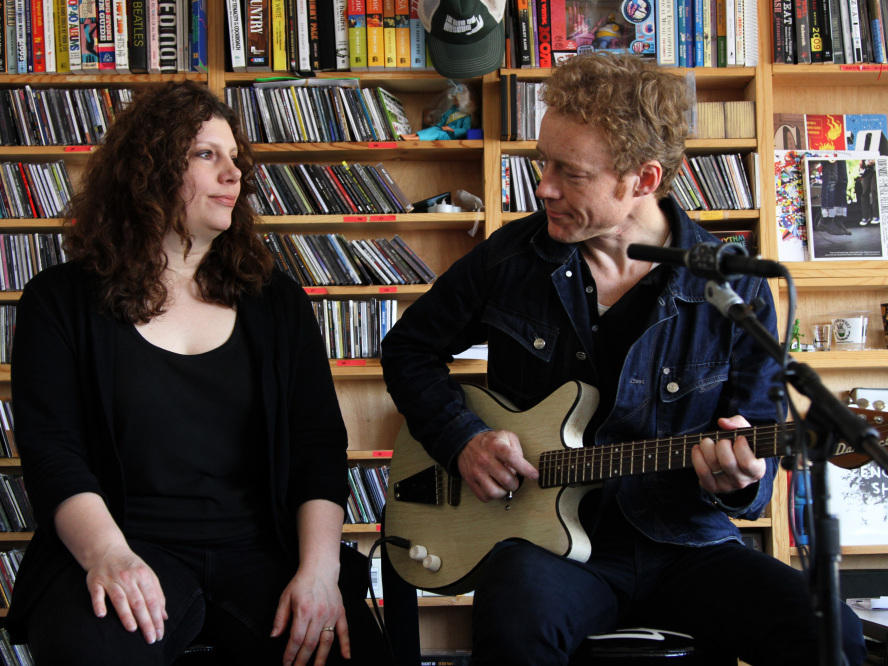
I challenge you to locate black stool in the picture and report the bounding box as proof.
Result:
[570,627,698,665]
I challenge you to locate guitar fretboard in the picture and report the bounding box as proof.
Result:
[537,424,792,488]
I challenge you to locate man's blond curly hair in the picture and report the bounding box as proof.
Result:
[541,53,690,197]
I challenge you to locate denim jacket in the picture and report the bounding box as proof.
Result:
[381,198,782,547]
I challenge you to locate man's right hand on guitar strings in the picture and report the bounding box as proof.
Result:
[457,429,540,502]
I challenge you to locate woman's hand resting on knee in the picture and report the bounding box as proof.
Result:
[53,492,168,645]
[86,542,168,644]
[271,564,349,666]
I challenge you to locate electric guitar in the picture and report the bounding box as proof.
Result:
[384,381,887,594]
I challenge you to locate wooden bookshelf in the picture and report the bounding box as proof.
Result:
[0,0,884,656]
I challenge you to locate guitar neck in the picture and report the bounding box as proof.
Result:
[537,422,794,488]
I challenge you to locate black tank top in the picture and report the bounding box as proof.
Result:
[113,314,268,544]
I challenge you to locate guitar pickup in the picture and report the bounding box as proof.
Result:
[394,465,444,505]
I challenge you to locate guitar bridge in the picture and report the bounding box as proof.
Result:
[394,465,445,505]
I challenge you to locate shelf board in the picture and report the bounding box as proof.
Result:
[497,67,756,90]
[0,146,96,160]
[0,458,20,468]
[257,213,483,232]
[224,71,454,93]
[342,523,381,534]
[329,358,485,379]
[771,63,888,87]
[418,595,474,607]
[0,360,477,381]
[251,140,484,161]
[0,284,433,305]
[0,218,64,230]
[501,139,757,155]
[790,349,888,369]
[0,72,206,86]
[781,260,888,287]
[731,518,773,528]
[503,210,758,224]
[303,284,430,299]
[792,544,888,556]
[348,450,393,460]
[0,531,32,541]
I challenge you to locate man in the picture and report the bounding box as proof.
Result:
[380,53,866,665]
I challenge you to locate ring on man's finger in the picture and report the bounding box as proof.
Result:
[322,626,335,632]
[711,469,725,476]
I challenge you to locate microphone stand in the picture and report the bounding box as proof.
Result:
[704,279,888,666]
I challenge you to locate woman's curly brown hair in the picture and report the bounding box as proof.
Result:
[542,53,690,197]
[64,80,273,323]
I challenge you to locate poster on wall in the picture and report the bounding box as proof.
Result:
[826,461,888,546]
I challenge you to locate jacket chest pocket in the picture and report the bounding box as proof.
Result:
[657,362,729,434]
[482,304,561,405]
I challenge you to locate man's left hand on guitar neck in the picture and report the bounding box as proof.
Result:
[691,415,767,496]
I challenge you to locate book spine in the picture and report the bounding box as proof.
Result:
[53,0,69,71]
[225,0,245,70]
[96,0,114,70]
[5,1,16,72]
[794,0,812,61]
[111,0,127,70]
[658,0,678,65]
[716,0,727,65]
[30,0,45,72]
[827,0,845,59]
[382,0,394,67]
[693,0,704,64]
[366,0,382,68]
[849,0,864,60]
[43,0,55,71]
[408,0,423,67]
[809,0,827,60]
[270,0,285,69]
[515,0,531,66]
[80,0,99,71]
[394,0,408,66]
[245,0,269,70]
[191,0,206,70]
[347,0,366,69]
[735,0,745,64]
[536,0,551,67]
[127,0,147,71]
[307,0,320,69]
[295,0,309,70]
[332,0,347,68]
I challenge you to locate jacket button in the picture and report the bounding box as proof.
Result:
[565,270,573,278]
[666,382,680,393]
[533,337,546,349]
[585,286,594,294]
[663,367,671,375]
[576,351,587,360]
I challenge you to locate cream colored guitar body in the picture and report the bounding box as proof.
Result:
[384,381,599,594]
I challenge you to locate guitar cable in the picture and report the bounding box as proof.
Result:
[367,535,410,664]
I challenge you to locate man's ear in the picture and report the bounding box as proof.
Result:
[635,160,663,196]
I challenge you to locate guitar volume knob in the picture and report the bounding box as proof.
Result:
[422,554,442,572]
[409,545,428,561]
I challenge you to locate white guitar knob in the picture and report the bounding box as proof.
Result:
[422,554,442,572]
[409,545,428,561]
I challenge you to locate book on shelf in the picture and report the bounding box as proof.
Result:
[777,112,888,155]
[774,148,877,261]
[246,0,271,70]
[803,154,888,260]
[694,101,726,139]
[724,101,755,138]
[226,0,247,71]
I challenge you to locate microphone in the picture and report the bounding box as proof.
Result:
[626,242,785,280]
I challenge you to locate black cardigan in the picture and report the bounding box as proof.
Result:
[7,262,349,638]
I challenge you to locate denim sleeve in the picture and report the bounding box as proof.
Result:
[381,245,494,472]
[706,275,786,520]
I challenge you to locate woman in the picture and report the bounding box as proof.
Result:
[8,81,383,665]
